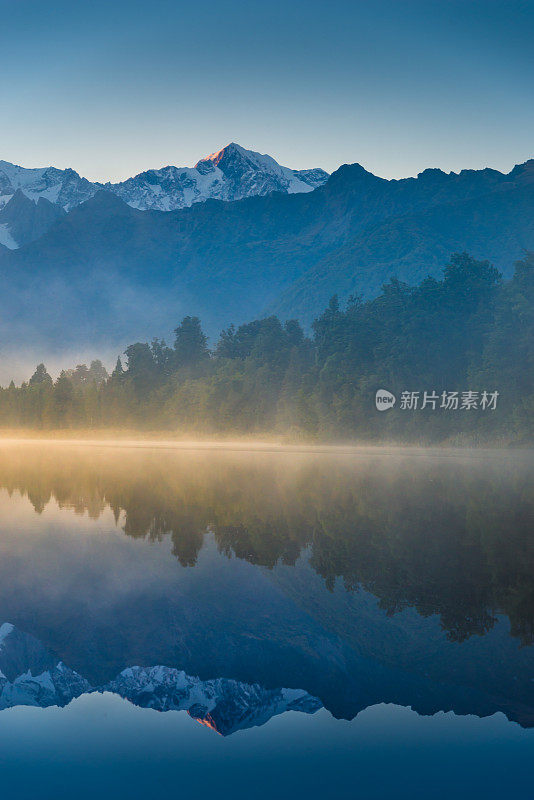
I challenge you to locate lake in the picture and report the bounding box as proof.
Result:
[0,441,533,799]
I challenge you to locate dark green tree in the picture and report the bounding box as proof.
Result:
[53,371,75,426]
[173,316,209,370]
[112,356,124,379]
[124,343,158,400]
[29,364,52,386]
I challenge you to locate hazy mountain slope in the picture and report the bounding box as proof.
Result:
[0,188,335,351]
[270,180,534,323]
[0,190,65,249]
[0,158,533,361]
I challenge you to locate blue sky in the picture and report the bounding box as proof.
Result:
[0,0,533,181]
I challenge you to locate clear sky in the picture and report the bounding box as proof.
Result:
[0,0,533,181]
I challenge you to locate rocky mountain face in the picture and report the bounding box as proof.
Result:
[0,161,96,213]
[111,143,329,211]
[0,143,329,220]
[0,623,321,735]
[0,190,65,249]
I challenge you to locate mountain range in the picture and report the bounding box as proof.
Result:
[0,143,533,375]
[0,142,328,223]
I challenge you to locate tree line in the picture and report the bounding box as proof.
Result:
[0,252,532,443]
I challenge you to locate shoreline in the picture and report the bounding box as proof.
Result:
[0,431,528,459]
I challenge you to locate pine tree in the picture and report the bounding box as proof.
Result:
[112,356,124,379]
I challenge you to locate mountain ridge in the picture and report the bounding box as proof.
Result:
[0,154,533,368]
[0,142,329,220]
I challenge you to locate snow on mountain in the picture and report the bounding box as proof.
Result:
[0,223,17,249]
[0,662,91,710]
[0,160,96,212]
[195,141,328,197]
[0,624,322,734]
[0,623,14,650]
[0,144,329,216]
[108,143,329,210]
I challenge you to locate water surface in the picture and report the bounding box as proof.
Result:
[0,442,532,798]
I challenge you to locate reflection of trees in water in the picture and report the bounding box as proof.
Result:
[1,447,533,644]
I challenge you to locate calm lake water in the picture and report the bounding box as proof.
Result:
[0,442,533,799]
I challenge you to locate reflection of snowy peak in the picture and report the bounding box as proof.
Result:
[0,143,329,219]
[0,662,90,710]
[0,625,322,735]
[106,665,322,736]
[0,623,90,709]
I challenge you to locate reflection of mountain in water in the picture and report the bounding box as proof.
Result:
[0,445,533,728]
[108,666,321,735]
[0,623,90,710]
[0,623,321,736]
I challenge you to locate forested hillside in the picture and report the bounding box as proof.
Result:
[0,253,531,444]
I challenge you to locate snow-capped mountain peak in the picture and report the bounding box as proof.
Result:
[111,142,328,210]
[196,141,248,167]
[195,142,329,198]
[0,160,96,212]
[197,142,285,176]
[0,144,329,219]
